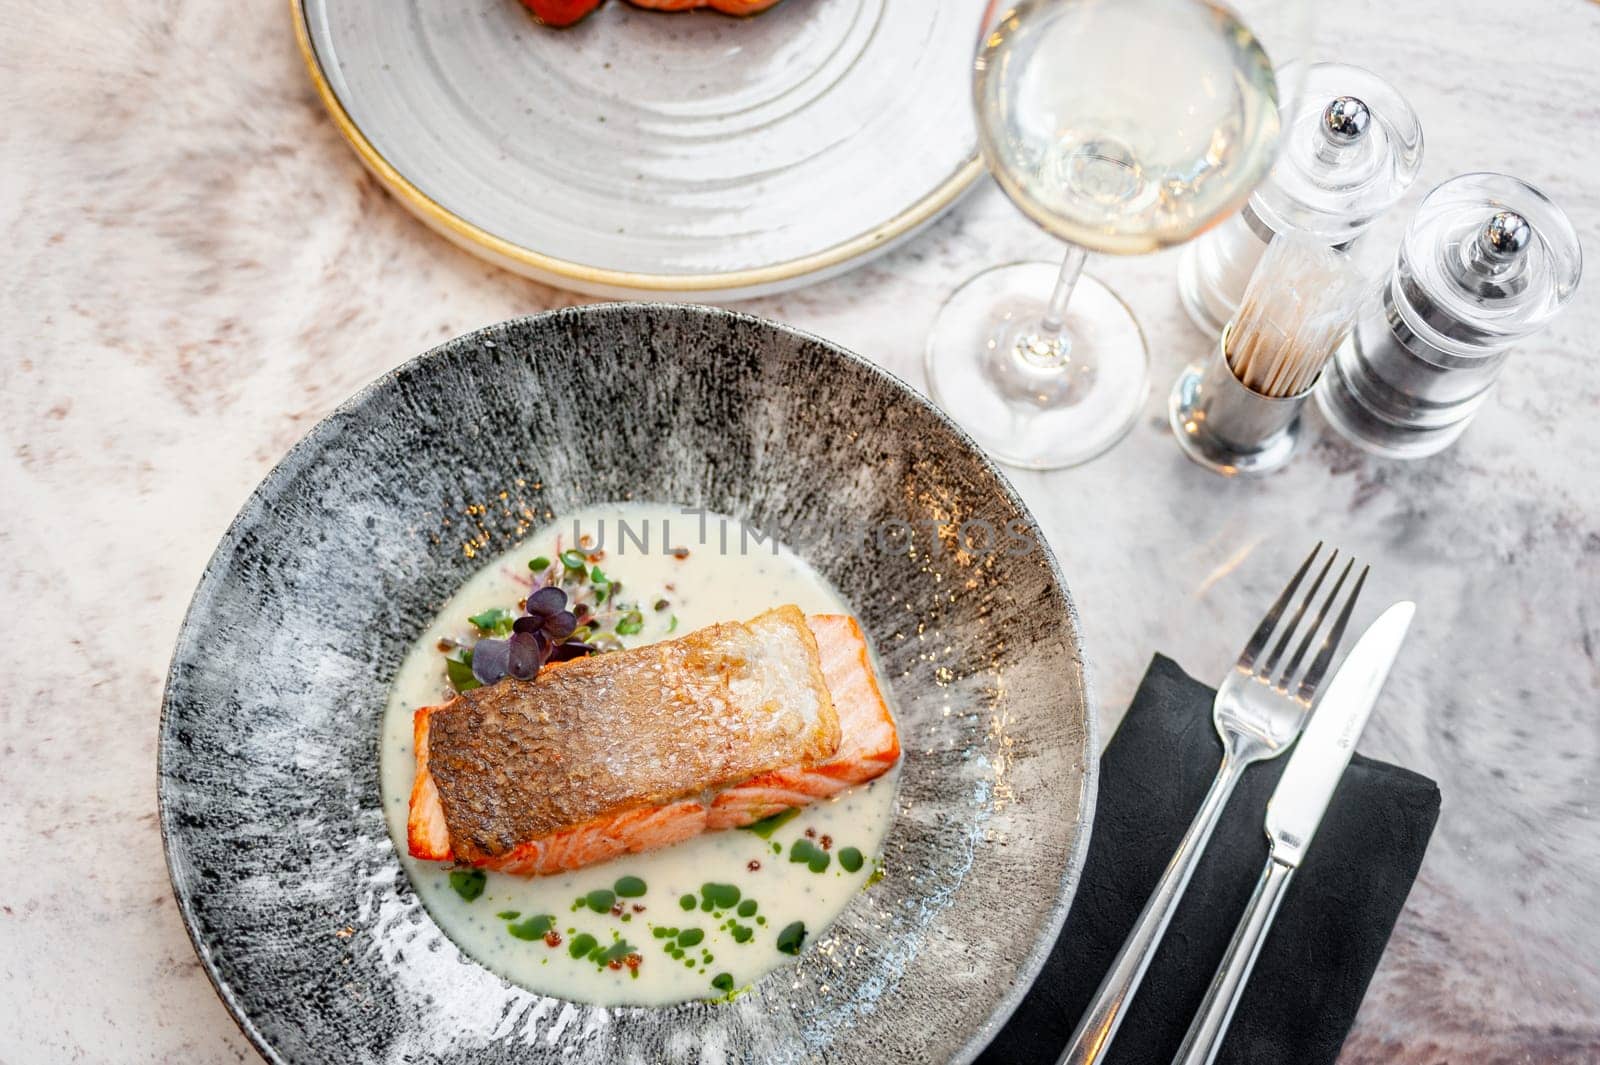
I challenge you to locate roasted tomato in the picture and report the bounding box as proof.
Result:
[519,0,604,26]
[518,0,784,25]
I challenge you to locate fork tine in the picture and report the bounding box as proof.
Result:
[1238,542,1324,671]
[1259,549,1338,679]
[1273,557,1353,688]
[1292,564,1370,700]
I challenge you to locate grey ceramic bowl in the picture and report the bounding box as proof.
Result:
[159,303,1096,1064]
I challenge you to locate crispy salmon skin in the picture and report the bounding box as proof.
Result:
[408,612,899,875]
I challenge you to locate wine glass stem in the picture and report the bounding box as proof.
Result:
[1039,243,1088,339]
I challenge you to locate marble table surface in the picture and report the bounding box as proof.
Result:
[3,0,1597,1061]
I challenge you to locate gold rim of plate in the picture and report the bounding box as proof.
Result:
[290,0,985,295]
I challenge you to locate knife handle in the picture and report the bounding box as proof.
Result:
[1059,755,1249,1065]
[1171,857,1296,1065]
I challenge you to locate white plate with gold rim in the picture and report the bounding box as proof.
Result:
[294,0,984,300]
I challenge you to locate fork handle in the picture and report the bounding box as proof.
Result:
[1058,755,1248,1065]
[1170,857,1296,1065]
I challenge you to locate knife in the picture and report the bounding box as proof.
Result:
[1170,601,1416,1065]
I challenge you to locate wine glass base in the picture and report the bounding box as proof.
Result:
[924,261,1149,470]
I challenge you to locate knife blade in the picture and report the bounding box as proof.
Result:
[1171,600,1415,1065]
[1265,600,1415,868]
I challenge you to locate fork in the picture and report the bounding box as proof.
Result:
[1059,543,1364,1065]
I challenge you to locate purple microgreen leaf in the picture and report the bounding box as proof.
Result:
[506,631,549,679]
[470,639,511,685]
[526,586,568,619]
[543,611,578,641]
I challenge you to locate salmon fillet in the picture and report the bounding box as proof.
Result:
[408,613,899,875]
[707,615,901,828]
[416,605,836,863]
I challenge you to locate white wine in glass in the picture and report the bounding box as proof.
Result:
[926,0,1307,470]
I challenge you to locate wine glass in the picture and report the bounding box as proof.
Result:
[926,0,1312,469]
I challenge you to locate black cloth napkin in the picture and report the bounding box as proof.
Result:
[978,654,1440,1065]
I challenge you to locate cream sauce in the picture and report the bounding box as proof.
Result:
[379,503,898,1005]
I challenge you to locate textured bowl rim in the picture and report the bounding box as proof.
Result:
[157,302,1098,1065]
[289,0,986,298]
